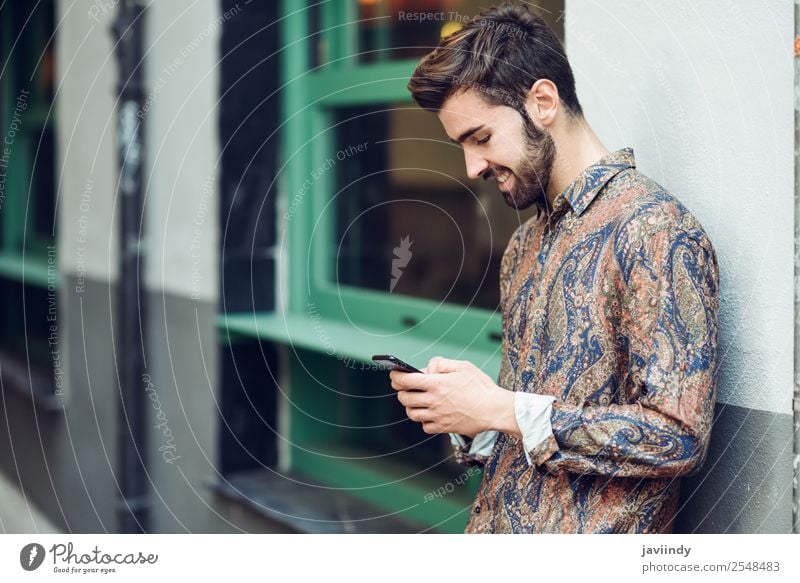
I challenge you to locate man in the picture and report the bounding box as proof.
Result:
[389,1,719,533]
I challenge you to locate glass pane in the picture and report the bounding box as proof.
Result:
[14,0,55,107]
[330,103,537,311]
[30,125,55,245]
[354,0,564,64]
[0,0,56,254]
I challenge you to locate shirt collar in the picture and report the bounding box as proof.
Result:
[549,147,636,218]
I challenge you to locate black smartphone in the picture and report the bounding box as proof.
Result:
[371,354,423,374]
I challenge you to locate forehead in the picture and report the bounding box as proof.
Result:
[437,89,506,140]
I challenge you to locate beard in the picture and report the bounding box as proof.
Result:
[496,109,556,211]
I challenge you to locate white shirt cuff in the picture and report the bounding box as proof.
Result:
[514,392,556,466]
[449,433,467,449]
[449,430,499,457]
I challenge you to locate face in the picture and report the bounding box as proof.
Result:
[438,89,556,210]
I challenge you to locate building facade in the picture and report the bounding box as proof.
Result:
[0,0,793,533]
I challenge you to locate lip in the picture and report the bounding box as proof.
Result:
[497,172,514,192]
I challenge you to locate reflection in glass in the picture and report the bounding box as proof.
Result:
[332,103,536,311]
[354,0,564,64]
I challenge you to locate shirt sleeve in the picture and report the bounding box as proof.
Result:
[449,431,499,467]
[530,224,720,479]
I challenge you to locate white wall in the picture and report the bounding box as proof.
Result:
[143,0,221,302]
[56,0,120,283]
[566,0,794,415]
[57,0,221,302]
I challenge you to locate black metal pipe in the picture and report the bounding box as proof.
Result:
[111,0,149,534]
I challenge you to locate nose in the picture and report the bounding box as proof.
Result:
[463,148,489,180]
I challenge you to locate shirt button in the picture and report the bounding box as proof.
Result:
[474,504,481,515]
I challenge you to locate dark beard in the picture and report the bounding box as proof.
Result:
[500,109,556,211]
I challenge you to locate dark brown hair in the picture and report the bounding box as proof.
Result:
[407,1,583,119]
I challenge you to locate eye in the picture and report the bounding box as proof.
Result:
[477,135,491,145]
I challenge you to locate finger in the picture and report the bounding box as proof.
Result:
[389,370,428,391]
[397,389,429,408]
[422,421,440,434]
[389,372,406,392]
[426,356,445,374]
[389,370,408,390]
[429,357,467,374]
[396,389,410,406]
[405,407,429,423]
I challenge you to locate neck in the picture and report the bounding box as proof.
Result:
[545,117,609,207]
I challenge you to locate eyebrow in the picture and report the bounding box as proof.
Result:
[450,124,485,144]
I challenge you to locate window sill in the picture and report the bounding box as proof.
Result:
[290,441,478,533]
[0,349,65,411]
[0,252,56,288]
[308,60,417,107]
[218,311,501,378]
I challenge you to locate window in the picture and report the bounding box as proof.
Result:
[330,102,521,310]
[217,0,282,476]
[220,0,565,532]
[0,0,56,259]
[0,0,61,410]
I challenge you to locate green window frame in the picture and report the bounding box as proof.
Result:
[279,0,503,375]
[273,1,499,532]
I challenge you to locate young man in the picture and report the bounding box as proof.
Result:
[389,2,720,533]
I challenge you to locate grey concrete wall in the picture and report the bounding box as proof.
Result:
[1,276,290,533]
[143,283,222,532]
[0,277,119,532]
[566,0,794,532]
[0,472,62,533]
[677,404,793,533]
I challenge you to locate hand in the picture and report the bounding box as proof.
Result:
[389,356,514,437]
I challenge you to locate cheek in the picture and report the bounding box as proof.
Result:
[494,140,525,170]
[491,122,526,167]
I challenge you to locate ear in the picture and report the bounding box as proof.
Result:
[525,79,559,127]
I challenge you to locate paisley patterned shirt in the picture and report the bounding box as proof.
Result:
[454,147,720,533]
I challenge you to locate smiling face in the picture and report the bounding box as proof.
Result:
[438,89,556,211]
